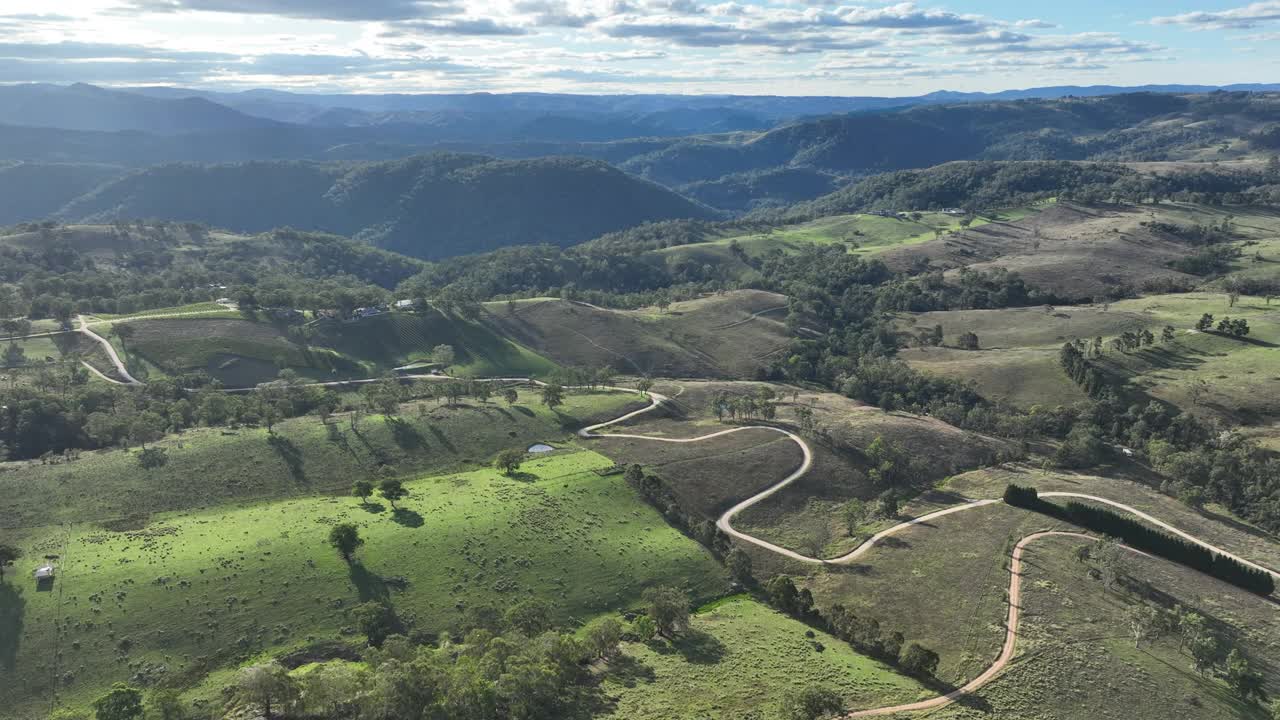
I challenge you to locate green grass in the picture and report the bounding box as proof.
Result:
[602,596,929,720]
[894,292,1280,417]
[925,534,1276,720]
[89,302,236,322]
[2,450,730,718]
[0,389,645,532]
[314,309,558,378]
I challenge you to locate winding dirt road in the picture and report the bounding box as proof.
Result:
[578,389,1280,716]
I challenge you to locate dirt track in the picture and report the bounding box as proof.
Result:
[580,391,1280,717]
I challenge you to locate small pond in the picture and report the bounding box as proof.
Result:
[527,443,555,453]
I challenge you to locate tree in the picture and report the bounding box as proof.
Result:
[957,331,979,350]
[1161,325,1176,343]
[504,598,552,636]
[541,383,565,410]
[351,601,400,647]
[0,543,19,580]
[328,523,364,563]
[431,344,456,368]
[502,387,519,406]
[313,390,339,425]
[2,342,25,368]
[128,411,165,450]
[1223,648,1265,701]
[93,683,144,720]
[631,615,657,643]
[726,547,754,585]
[379,478,407,509]
[642,586,690,638]
[1195,313,1214,331]
[1093,537,1126,591]
[636,377,654,395]
[352,479,374,505]
[493,448,525,476]
[1128,604,1162,647]
[144,689,188,720]
[779,686,843,720]
[1189,630,1221,675]
[232,662,298,719]
[584,616,623,660]
[899,643,940,678]
[843,499,867,536]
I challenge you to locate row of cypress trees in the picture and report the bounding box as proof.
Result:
[1004,484,1275,596]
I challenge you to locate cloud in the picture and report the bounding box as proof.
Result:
[1151,1,1280,30]
[0,41,235,62]
[388,18,529,35]
[112,0,462,21]
[962,32,1162,56]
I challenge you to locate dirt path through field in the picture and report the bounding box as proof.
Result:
[77,315,141,385]
[578,391,1280,716]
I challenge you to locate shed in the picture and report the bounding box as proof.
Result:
[34,564,54,580]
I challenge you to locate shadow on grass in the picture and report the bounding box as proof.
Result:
[267,433,307,483]
[426,425,457,453]
[0,580,24,670]
[513,405,536,418]
[650,629,726,665]
[386,417,426,450]
[359,501,386,514]
[391,508,424,528]
[503,471,539,483]
[348,561,389,603]
[601,653,656,688]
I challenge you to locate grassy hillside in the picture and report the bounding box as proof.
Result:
[0,388,642,533]
[483,291,794,378]
[893,292,1280,431]
[2,450,729,719]
[106,307,559,386]
[604,596,930,719]
[926,533,1278,720]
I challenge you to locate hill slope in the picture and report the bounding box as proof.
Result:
[54,154,716,259]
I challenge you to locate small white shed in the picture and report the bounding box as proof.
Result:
[34,564,55,580]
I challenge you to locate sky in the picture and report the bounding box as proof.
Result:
[0,0,1277,95]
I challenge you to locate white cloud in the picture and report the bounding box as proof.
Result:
[1151,1,1280,30]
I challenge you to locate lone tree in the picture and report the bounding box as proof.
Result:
[726,547,754,585]
[541,382,565,410]
[493,448,525,476]
[328,523,364,563]
[958,331,980,350]
[431,344,456,368]
[0,543,21,580]
[899,643,941,678]
[779,686,843,720]
[641,585,690,639]
[636,377,654,395]
[379,478,407,509]
[351,479,373,506]
[502,387,519,406]
[93,683,144,720]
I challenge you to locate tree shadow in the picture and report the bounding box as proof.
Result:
[0,580,24,670]
[348,562,389,603]
[425,425,457,453]
[503,471,539,483]
[512,406,535,418]
[391,508,424,528]
[386,417,426,450]
[601,654,656,688]
[267,433,306,483]
[359,501,386,514]
[660,629,726,665]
